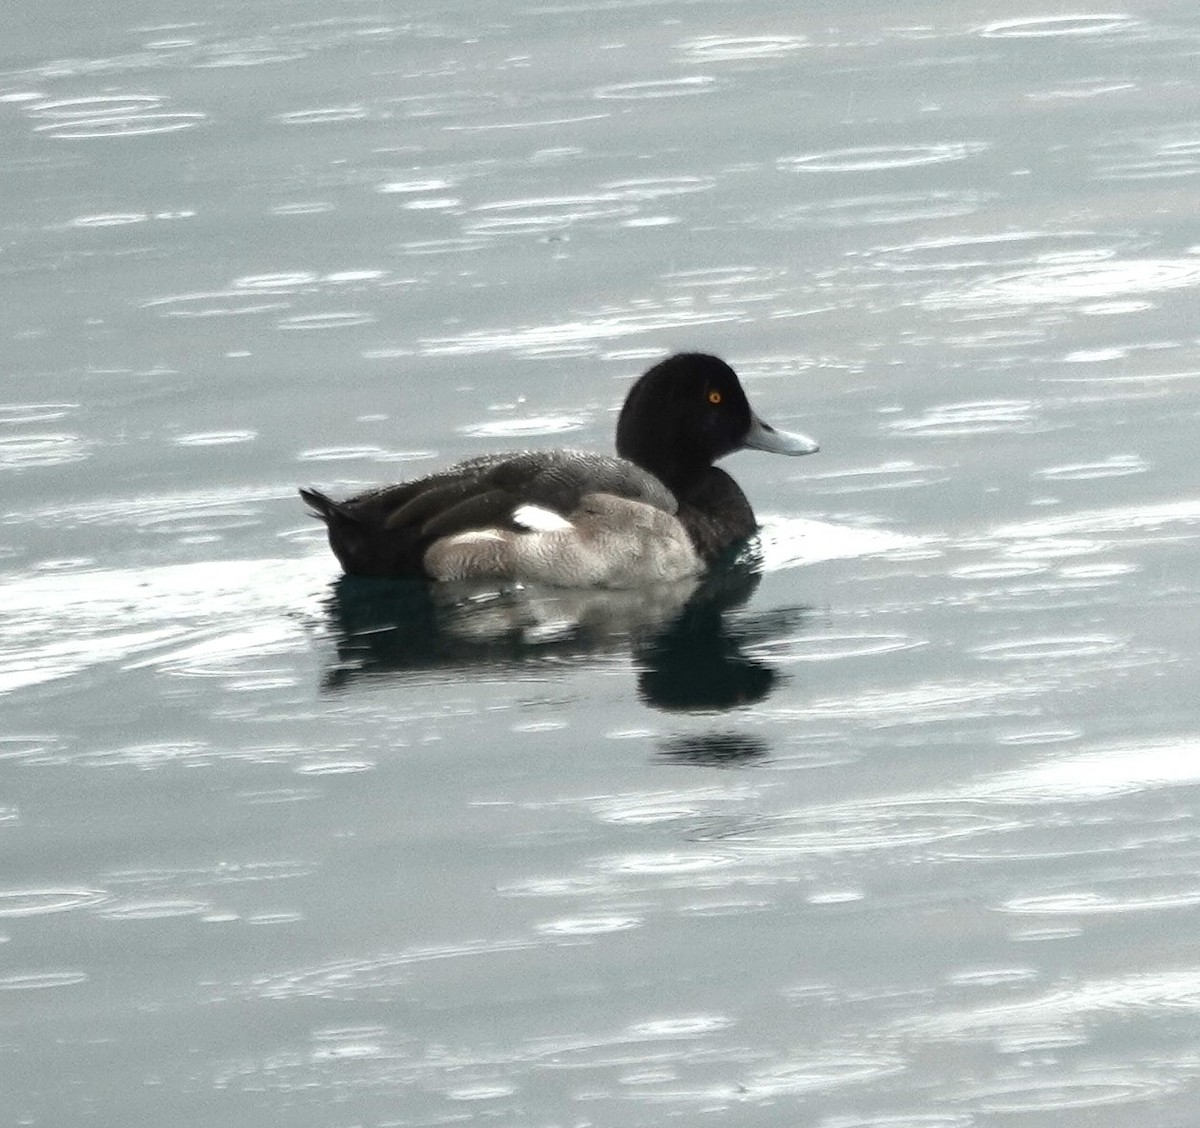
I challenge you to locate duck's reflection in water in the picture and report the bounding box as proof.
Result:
[319,556,810,714]
[657,732,771,765]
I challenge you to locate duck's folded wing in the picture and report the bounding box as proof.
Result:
[381,450,678,542]
[486,451,678,515]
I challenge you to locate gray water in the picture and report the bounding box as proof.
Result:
[3,0,1200,1124]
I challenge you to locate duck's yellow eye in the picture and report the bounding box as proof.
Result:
[707,390,722,405]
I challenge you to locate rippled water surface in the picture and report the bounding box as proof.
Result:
[3,0,1200,1123]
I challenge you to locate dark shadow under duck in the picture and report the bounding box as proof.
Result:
[300,353,819,586]
[317,556,813,713]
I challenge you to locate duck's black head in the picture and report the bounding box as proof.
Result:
[615,353,818,489]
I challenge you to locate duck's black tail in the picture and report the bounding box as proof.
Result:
[299,487,426,577]
[299,487,349,524]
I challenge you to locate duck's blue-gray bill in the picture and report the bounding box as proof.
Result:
[743,413,820,456]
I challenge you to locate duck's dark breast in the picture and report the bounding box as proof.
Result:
[674,468,758,561]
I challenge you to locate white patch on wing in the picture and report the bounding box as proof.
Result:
[512,504,573,533]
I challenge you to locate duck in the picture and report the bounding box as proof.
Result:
[299,352,819,587]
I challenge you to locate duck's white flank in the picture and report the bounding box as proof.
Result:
[423,494,702,587]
